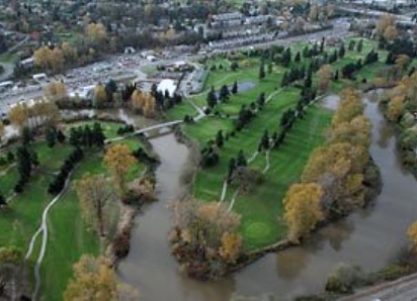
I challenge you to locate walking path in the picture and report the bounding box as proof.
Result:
[24,173,73,301]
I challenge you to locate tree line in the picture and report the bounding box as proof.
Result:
[283,89,377,243]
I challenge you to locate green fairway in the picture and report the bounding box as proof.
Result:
[167,37,392,250]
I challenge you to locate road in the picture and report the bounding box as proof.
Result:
[339,273,417,301]
[0,18,353,118]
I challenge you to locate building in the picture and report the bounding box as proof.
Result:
[157,79,177,97]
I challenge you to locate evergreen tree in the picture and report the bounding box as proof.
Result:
[57,130,66,143]
[22,127,33,145]
[268,63,273,74]
[259,130,270,151]
[257,92,266,107]
[304,70,312,89]
[348,40,356,51]
[281,72,289,87]
[232,81,238,94]
[219,85,230,102]
[281,48,292,67]
[16,146,32,182]
[227,158,236,180]
[0,191,5,207]
[207,87,217,108]
[215,130,224,148]
[357,39,363,53]
[320,37,325,53]
[295,52,301,63]
[259,61,266,79]
[46,126,57,148]
[334,69,339,81]
[69,128,81,146]
[236,150,247,167]
[339,43,346,58]
[92,122,105,148]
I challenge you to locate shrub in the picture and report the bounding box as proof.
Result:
[113,229,131,258]
[325,264,364,294]
[375,264,411,281]
[0,246,22,264]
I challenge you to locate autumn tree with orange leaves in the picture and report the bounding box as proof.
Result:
[104,144,137,195]
[283,183,324,242]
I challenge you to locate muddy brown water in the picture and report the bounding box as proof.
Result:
[118,90,417,301]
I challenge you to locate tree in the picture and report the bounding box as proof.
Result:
[383,25,398,42]
[294,52,301,63]
[227,158,236,181]
[46,125,57,148]
[407,221,417,252]
[64,255,137,301]
[395,54,410,74]
[206,87,217,108]
[219,84,230,102]
[231,81,238,94]
[236,150,247,167]
[33,46,65,73]
[259,61,266,79]
[283,183,324,243]
[44,81,68,102]
[357,40,363,53]
[104,144,137,195]
[328,115,371,147]
[341,63,357,79]
[0,121,4,142]
[376,14,396,38]
[131,89,145,112]
[0,190,6,207]
[339,44,346,59]
[317,64,332,93]
[93,84,108,107]
[21,127,33,145]
[387,95,405,122]
[308,5,320,21]
[173,199,241,250]
[8,103,28,129]
[268,63,273,74]
[76,174,115,236]
[50,47,65,73]
[33,46,52,70]
[86,22,108,47]
[259,130,270,151]
[219,232,242,263]
[17,146,32,182]
[142,94,156,117]
[215,130,224,148]
[332,89,363,126]
[61,42,78,65]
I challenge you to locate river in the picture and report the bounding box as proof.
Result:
[118,90,417,301]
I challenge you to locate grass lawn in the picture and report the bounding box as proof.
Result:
[186,93,331,250]
[0,121,145,301]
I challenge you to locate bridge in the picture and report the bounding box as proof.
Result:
[106,119,183,143]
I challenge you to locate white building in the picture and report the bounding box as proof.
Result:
[157,79,177,97]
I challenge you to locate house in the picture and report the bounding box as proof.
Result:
[124,46,136,54]
[32,73,47,82]
[20,57,35,69]
[157,79,177,97]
